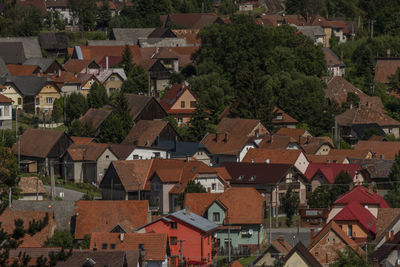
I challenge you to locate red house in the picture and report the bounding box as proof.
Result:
[136,209,218,266]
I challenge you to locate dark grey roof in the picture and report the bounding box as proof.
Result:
[349,158,394,179]
[169,209,218,233]
[87,40,136,46]
[148,28,177,38]
[0,42,26,64]
[8,75,49,96]
[0,57,9,77]
[111,28,155,43]
[0,37,42,59]
[157,140,209,158]
[39,32,68,50]
[23,58,56,71]
[351,123,385,138]
[297,25,325,39]
[11,200,76,230]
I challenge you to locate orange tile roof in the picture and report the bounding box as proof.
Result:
[271,237,292,254]
[201,133,253,156]
[275,128,309,141]
[305,154,347,164]
[355,141,400,159]
[216,117,263,136]
[0,94,13,103]
[260,134,299,150]
[74,200,149,239]
[232,261,243,267]
[7,64,39,76]
[272,107,298,125]
[243,148,302,164]
[70,136,95,145]
[89,233,167,261]
[328,149,371,159]
[63,59,95,74]
[111,160,154,191]
[184,193,221,215]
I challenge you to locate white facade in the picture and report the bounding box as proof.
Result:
[194,174,226,193]
[0,102,12,129]
[294,153,310,174]
[147,256,168,267]
[126,148,167,160]
[239,144,256,162]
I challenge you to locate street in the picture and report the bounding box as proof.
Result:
[269,227,313,247]
[44,185,84,201]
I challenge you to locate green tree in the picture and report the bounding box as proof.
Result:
[121,45,134,74]
[80,234,91,249]
[65,93,88,125]
[281,185,299,227]
[0,147,19,205]
[68,0,97,31]
[45,229,73,249]
[96,0,111,29]
[87,83,108,109]
[52,97,64,123]
[389,67,400,92]
[68,119,96,137]
[385,153,400,207]
[0,3,43,37]
[0,130,16,148]
[121,65,148,94]
[182,104,212,142]
[330,247,371,267]
[44,10,66,31]
[177,181,207,208]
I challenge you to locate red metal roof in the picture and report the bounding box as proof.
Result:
[334,185,390,208]
[304,163,364,183]
[333,201,377,234]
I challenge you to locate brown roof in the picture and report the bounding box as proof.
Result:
[80,108,112,131]
[17,0,47,14]
[216,117,263,136]
[9,247,62,266]
[0,209,56,247]
[159,83,196,112]
[0,93,13,103]
[275,128,310,141]
[185,187,265,224]
[374,58,400,84]
[63,59,96,74]
[18,176,46,195]
[328,149,371,159]
[111,160,153,191]
[74,200,149,239]
[375,208,400,243]
[56,250,133,267]
[12,128,67,158]
[355,141,400,159]
[242,148,302,164]
[7,64,39,76]
[260,135,299,150]
[271,237,292,254]
[301,138,334,154]
[201,133,253,156]
[272,107,298,125]
[66,143,110,161]
[70,136,95,145]
[325,76,367,106]
[306,154,347,164]
[49,71,82,87]
[322,48,343,66]
[122,120,168,146]
[161,13,221,29]
[109,144,137,160]
[284,242,322,267]
[89,233,167,261]
[172,29,201,45]
[124,94,159,120]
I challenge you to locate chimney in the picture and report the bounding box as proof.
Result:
[120,233,124,242]
[387,49,391,58]
[106,56,109,70]
[310,229,315,240]
[93,238,97,251]
[224,132,229,142]
[265,159,270,164]
[385,232,390,241]
[85,66,88,74]
[185,154,190,162]
[186,206,191,215]
[391,230,394,241]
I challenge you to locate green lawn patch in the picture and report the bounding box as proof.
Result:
[238,256,257,267]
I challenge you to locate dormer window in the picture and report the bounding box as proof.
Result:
[249,176,256,181]
[237,175,243,181]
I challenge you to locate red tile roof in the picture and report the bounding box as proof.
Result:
[122,120,168,146]
[242,148,302,164]
[304,163,364,183]
[334,185,389,208]
[7,64,39,76]
[333,201,377,234]
[0,93,13,103]
[89,233,167,261]
[374,58,400,84]
[74,200,149,239]
[70,136,95,145]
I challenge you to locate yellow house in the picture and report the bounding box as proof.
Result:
[283,242,322,267]
[34,82,61,115]
[1,82,23,112]
[78,74,100,97]
[103,73,125,95]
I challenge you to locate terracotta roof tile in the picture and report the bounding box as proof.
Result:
[161,13,221,29]
[216,117,264,136]
[328,149,370,159]
[74,200,149,239]
[122,120,168,146]
[66,143,110,161]
[232,261,243,267]
[355,140,400,159]
[272,107,298,125]
[110,160,153,191]
[70,136,95,145]
[80,108,112,131]
[0,93,13,103]
[243,148,302,164]
[275,128,309,141]
[159,83,191,111]
[201,133,254,156]
[375,208,400,245]
[271,237,292,254]
[108,144,136,160]
[260,135,299,150]
[7,64,39,76]
[18,176,46,195]
[63,59,96,74]
[374,58,400,84]
[322,48,344,66]
[89,233,167,261]
[326,76,367,106]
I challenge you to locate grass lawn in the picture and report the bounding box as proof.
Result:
[264,215,301,228]
[238,256,257,266]
[41,176,102,198]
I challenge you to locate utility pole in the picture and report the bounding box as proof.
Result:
[228,223,231,265]
[36,178,39,200]
[269,190,272,244]
[8,187,12,208]
[50,162,55,200]
[63,93,66,125]
[16,109,20,170]
[138,182,141,200]
[63,160,67,199]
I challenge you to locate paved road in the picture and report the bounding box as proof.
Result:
[268,227,313,247]
[44,185,84,201]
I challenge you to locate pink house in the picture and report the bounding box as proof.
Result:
[136,209,218,266]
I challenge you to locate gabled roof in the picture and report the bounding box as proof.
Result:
[271,107,298,125]
[18,176,46,195]
[108,160,153,191]
[24,57,62,72]
[221,162,293,185]
[56,250,133,267]
[39,32,69,50]
[371,231,400,263]
[74,200,149,239]
[355,140,400,159]
[0,37,42,59]
[306,154,348,164]
[325,76,367,106]
[108,144,137,160]
[7,64,40,76]
[216,117,264,136]
[333,185,389,208]
[169,209,218,233]
[242,148,303,164]
[252,237,292,266]
[89,233,167,261]
[374,58,400,84]
[284,242,322,267]
[260,134,300,150]
[328,149,371,160]
[336,104,400,127]
[0,42,26,64]
[201,133,255,156]
[301,137,334,154]
[322,48,345,67]
[0,94,13,103]
[333,201,377,234]
[66,143,111,162]
[184,193,221,216]
[0,57,9,77]
[12,128,67,158]
[275,128,310,141]
[157,140,209,158]
[124,94,165,120]
[111,28,155,42]
[70,136,95,145]
[17,0,47,14]
[8,75,50,97]
[349,158,394,179]
[172,29,201,45]
[308,220,362,256]
[63,59,99,73]
[122,120,168,146]
[80,108,112,131]
[304,163,364,183]
[160,83,195,112]
[375,208,400,247]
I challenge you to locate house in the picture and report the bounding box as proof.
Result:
[49,71,82,95]
[12,128,72,175]
[122,120,180,147]
[309,15,333,48]
[301,137,334,155]
[307,221,363,266]
[23,58,64,74]
[79,108,112,135]
[329,20,349,43]
[304,163,367,192]
[0,93,13,129]
[251,237,292,267]
[110,28,161,44]
[282,242,322,267]
[328,149,372,160]
[38,32,69,57]
[61,143,118,184]
[271,107,298,128]
[216,117,269,138]
[322,48,345,77]
[136,209,218,266]
[74,200,150,240]
[9,247,62,266]
[159,83,199,125]
[0,209,56,247]
[0,77,24,112]
[160,13,226,29]
[0,37,42,62]
[242,148,310,174]
[331,201,377,241]
[96,67,127,95]
[0,57,9,77]
[89,233,168,267]
[325,76,367,107]
[274,128,312,144]
[78,73,100,96]
[17,176,46,200]
[184,188,266,253]
[7,64,41,76]
[221,162,308,215]
[157,140,211,165]
[355,140,400,159]
[110,144,168,160]
[64,59,101,74]
[45,0,73,24]
[371,231,400,267]
[327,185,389,221]
[125,94,168,122]
[56,250,138,267]
[260,134,302,150]
[374,56,400,84]
[296,26,326,46]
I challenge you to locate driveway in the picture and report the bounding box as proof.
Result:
[44,185,84,201]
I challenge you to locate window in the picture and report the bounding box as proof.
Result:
[190,101,196,108]
[106,155,109,159]
[177,118,183,124]
[18,98,21,105]
[46,97,53,104]
[389,128,393,133]
[153,152,160,158]
[0,109,2,117]
[213,212,220,222]
[181,101,185,108]
[348,224,353,237]
[109,88,116,93]
[170,236,178,245]
[35,98,40,105]
[212,183,216,191]
[101,243,108,249]
[133,155,139,159]
[170,222,177,229]
[110,77,115,81]
[110,244,116,249]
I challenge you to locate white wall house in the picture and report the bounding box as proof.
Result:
[194,173,226,193]
[126,147,168,160]
[0,94,13,129]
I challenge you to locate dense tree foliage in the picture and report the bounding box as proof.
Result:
[385,153,400,207]
[0,3,43,37]
[65,93,88,126]
[281,185,299,227]
[87,83,108,109]
[330,247,371,267]
[0,130,16,148]
[45,229,74,249]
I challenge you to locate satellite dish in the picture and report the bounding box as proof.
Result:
[213,233,218,238]
[248,229,253,235]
